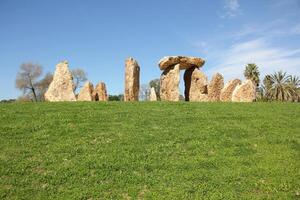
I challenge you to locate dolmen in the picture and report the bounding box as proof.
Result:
[158,56,204,101]
[158,56,209,101]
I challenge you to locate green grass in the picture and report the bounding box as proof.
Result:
[0,102,299,199]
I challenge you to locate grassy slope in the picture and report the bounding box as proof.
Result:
[0,102,299,199]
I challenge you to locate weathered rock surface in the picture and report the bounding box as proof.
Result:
[45,61,76,102]
[220,79,242,102]
[149,87,157,101]
[78,82,94,101]
[160,64,180,101]
[158,56,205,70]
[93,82,108,101]
[124,57,140,101]
[232,80,256,102]
[184,67,208,102]
[208,73,224,101]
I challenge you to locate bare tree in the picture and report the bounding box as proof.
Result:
[71,68,87,92]
[149,79,160,100]
[139,84,150,101]
[36,73,53,101]
[15,63,42,102]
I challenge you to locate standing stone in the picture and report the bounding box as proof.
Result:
[93,82,108,101]
[208,73,224,101]
[160,64,180,101]
[232,80,256,102]
[78,82,94,101]
[124,57,140,101]
[45,61,76,102]
[184,67,208,102]
[149,87,157,101]
[220,79,242,102]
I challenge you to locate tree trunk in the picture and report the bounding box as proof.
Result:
[31,87,38,102]
[29,78,38,102]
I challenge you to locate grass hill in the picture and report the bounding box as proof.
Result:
[0,102,299,199]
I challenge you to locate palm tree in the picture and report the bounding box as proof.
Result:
[287,75,300,102]
[256,86,266,101]
[269,71,291,101]
[244,63,260,86]
[262,75,273,100]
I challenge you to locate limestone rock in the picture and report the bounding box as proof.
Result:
[184,67,208,102]
[45,61,76,102]
[158,56,205,70]
[160,64,180,101]
[124,57,140,101]
[208,73,224,101]
[149,87,157,101]
[220,79,242,102]
[232,80,256,102]
[93,82,108,101]
[78,82,94,101]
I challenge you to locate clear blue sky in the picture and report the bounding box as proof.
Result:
[0,0,299,100]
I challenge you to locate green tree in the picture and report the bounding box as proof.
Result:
[244,63,260,86]
[108,94,124,101]
[262,75,273,100]
[287,75,300,102]
[269,71,291,101]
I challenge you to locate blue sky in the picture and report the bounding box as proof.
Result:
[0,0,300,100]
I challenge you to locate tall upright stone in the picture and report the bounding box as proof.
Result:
[184,67,208,102]
[220,79,242,102]
[45,61,76,102]
[124,57,140,101]
[208,73,224,101]
[78,82,94,101]
[149,87,157,101]
[93,82,108,101]
[160,64,180,101]
[232,80,256,102]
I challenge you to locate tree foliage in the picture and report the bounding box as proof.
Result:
[259,71,299,102]
[244,63,260,86]
[15,63,42,102]
[149,78,160,100]
[139,84,150,101]
[108,94,124,101]
[36,73,53,101]
[15,63,55,102]
[269,71,291,101]
[287,75,300,102]
[72,68,87,92]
